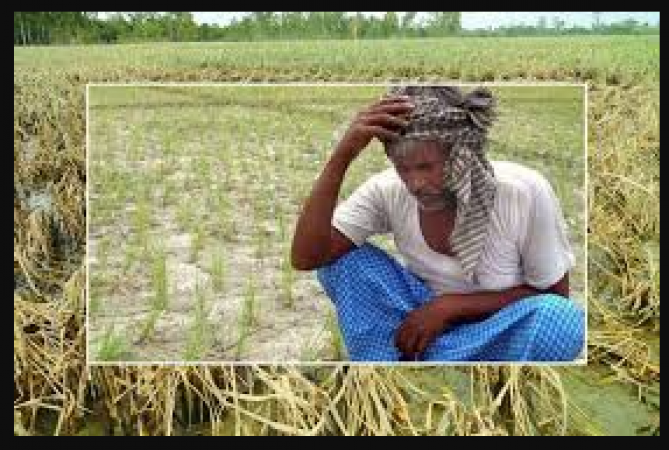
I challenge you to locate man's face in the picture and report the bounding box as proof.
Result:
[389,140,451,212]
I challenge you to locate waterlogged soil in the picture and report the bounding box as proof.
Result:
[400,366,658,436]
[560,367,659,436]
[29,366,657,436]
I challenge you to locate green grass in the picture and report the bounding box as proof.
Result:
[325,309,346,361]
[242,273,258,328]
[95,325,131,361]
[121,241,142,275]
[88,281,104,317]
[194,155,211,187]
[253,216,266,262]
[21,36,658,84]
[176,197,193,232]
[234,273,259,360]
[138,308,163,343]
[280,245,295,309]
[183,281,211,361]
[212,183,234,241]
[160,178,174,208]
[209,249,225,292]
[190,221,206,264]
[132,194,152,251]
[150,243,169,310]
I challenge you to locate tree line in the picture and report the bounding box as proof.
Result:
[14,12,659,46]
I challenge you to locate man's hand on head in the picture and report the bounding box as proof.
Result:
[335,96,414,160]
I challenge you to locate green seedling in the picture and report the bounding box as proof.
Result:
[96,325,131,361]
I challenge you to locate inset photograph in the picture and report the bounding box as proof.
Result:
[86,83,586,364]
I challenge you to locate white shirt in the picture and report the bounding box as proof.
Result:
[332,161,575,295]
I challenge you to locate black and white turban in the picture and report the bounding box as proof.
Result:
[385,85,498,283]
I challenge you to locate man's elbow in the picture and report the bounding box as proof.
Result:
[524,275,569,299]
[291,256,315,271]
[545,273,570,298]
[290,250,322,271]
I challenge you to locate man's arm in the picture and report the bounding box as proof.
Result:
[436,273,569,324]
[290,151,356,271]
[395,274,569,358]
[290,96,413,270]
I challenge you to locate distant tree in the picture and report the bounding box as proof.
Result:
[593,12,602,31]
[427,12,461,36]
[382,12,399,38]
[400,12,417,37]
[14,11,95,45]
[281,12,305,39]
[351,12,361,39]
[250,12,275,39]
[552,17,565,31]
[13,10,659,45]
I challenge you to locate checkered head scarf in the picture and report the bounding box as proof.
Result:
[384,85,498,282]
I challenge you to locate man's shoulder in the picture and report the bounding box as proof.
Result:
[355,168,411,213]
[364,167,405,191]
[491,160,555,210]
[492,161,552,194]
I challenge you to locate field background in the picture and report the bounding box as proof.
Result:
[15,35,658,435]
[86,84,584,363]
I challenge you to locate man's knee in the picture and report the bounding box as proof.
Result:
[535,294,584,322]
[531,294,585,360]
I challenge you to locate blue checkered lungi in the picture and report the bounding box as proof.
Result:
[316,243,585,362]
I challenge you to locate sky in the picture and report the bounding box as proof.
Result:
[190,12,659,29]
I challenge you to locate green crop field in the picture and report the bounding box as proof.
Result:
[14,35,658,435]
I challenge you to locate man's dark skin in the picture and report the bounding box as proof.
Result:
[291,95,569,360]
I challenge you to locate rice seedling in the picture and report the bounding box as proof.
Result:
[233,326,249,361]
[194,154,211,187]
[276,206,287,242]
[132,195,152,252]
[279,244,295,309]
[160,176,174,208]
[209,248,225,292]
[121,239,142,275]
[127,128,142,163]
[234,272,259,360]
[88,282,103,317]
[189,221,206,264]
[175,197,193,232]
[138,308,163,344]
[325,309,345,361]
[106,170,127,216]
[183,281,211,361]
[253,216,266,262]
[209,182,233,241]
[150,242,169,311]
[93,234,110,269]
[154,154,170,184]
[242,271,259,329]
[298,336,322,362]
[96,325,130,361]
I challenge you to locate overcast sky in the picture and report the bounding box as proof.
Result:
[190,12,659,29]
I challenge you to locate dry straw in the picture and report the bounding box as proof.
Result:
[14,40,659,435]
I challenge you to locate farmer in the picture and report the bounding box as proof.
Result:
[290,85,585,362]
